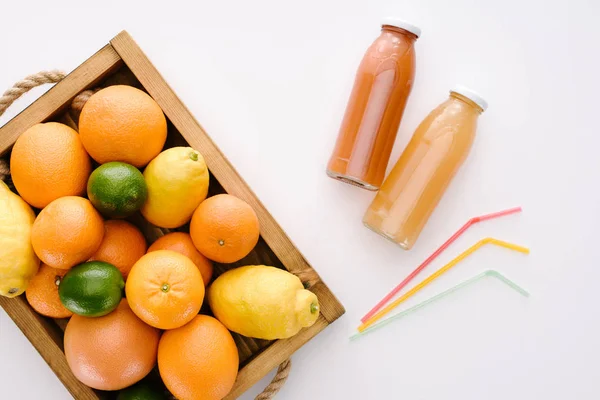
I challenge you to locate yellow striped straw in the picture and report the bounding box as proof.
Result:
[357,238,529,332]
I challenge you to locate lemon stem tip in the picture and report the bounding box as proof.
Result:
[189,152,199,161]
[310,303,319,314]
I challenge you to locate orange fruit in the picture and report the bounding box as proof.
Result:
[190,194,260,263]
[89,220,147,278]
[158,315,239,400]
[10,122,92,208]
[31,196,104,270]
[25,263,73,318]
[79,85,167,167]
[148,232,213,286]
[126,250,204,330]
[64,299,160,391]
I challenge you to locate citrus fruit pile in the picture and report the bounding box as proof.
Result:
[0,84,320,399]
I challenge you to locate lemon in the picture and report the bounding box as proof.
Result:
[208,265,320,340]
[141,147,209,228]
[0,180,40,297]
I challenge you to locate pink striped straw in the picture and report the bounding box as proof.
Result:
[360,206,522,324]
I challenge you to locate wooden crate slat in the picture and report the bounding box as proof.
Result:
[0,44,122,155]
[108,31,345,324]
[224,316,329,400]
[0,296,98,400]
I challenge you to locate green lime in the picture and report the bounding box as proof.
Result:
[87,162,148,218]
[58,261,124,317]
[117,380,167,400]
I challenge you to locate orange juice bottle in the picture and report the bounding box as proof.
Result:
[363,86,488,249]
[327,19,420,190]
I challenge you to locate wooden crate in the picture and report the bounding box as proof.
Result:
[0,31,344,399]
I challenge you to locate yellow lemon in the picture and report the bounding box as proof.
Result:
[141,147,209,228]
[0,181,40,297]
[208,265,320,340]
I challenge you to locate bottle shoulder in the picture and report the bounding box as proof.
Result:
[415,101,479,145]
[360,33,416,70]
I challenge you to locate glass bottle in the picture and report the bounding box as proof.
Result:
[363,86,488,249]
[327,19,420,190]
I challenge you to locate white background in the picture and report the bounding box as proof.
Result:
[1,0,599,399]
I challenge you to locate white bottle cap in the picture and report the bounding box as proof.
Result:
[451,85,488,111]
[381,18,421,38]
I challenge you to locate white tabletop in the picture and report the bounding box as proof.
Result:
[1,1,599,399]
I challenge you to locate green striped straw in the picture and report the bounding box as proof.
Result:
[350,270,529,341]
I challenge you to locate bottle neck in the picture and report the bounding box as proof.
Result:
[381,25,418,41]
[449,92,484,114]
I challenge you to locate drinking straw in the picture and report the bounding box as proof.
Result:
[350,270,529,340]
[358,238,529,332]
[360,206,522,324]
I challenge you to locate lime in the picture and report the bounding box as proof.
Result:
[117,380,167,400]
[87,162,147,218]
[58,261,124,317]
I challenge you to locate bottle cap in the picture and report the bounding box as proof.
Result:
[451,85,488,111]
[381,18,421,38]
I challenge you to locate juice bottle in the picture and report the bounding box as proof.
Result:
[327,19,420,190]
[363,86,488,249]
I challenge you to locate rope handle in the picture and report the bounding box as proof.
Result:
[0,71,291,400]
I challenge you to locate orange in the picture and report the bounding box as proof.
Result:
[25,263,73,318]
[89,220,147,279]
[126,250,204,330]
[64,299,160,391]
[79,85,167,168]
[10,122,92,209]
[148,232,213,286]
[190,194,260,263]
[158,315,239,400]
[31,196,104,270]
